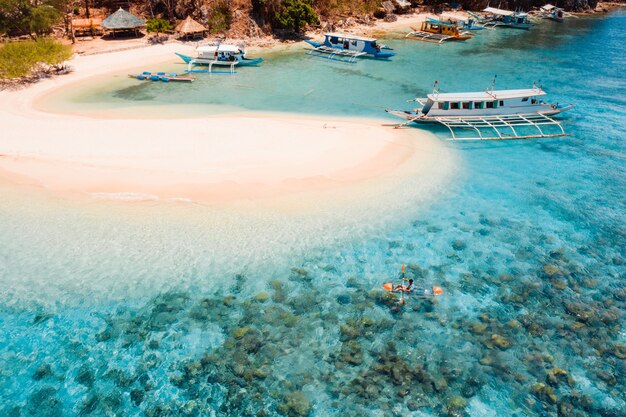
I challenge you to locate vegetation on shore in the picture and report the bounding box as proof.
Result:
[0,38,71,84]
[0,0,610,42]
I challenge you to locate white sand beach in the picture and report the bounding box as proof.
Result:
[0,43,456,205]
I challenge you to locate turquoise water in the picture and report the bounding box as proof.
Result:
[2,11,626,417]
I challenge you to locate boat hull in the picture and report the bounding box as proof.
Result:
[175,52,263,67]
[386,104,573,122]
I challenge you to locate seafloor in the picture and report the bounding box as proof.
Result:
[1,10,625,417]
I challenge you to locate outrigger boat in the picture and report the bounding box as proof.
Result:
[406,20,473,44]
[539,4,565,22]
[386,81,573,140]
[305,33,395,63]
[175,43,263,73]
[482,7,534,30]
[427,16,484,31]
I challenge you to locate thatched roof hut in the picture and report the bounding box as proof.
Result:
[176,16,207,38]
[102,8,145,31]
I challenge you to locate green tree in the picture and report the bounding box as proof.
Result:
[146,18,172,36]
[0,0,65,37]
[207,0,232,34]
[28,4,61,36]
[275,0,317,32]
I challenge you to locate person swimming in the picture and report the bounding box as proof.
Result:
[393,278,413,293]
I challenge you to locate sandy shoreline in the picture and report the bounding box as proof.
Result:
[0,34,455,206]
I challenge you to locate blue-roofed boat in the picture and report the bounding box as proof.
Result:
[305,33,395,63]
[175,43,263,73]
[427,16,484,31]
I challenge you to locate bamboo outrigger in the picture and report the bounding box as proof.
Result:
[406,20,473,44]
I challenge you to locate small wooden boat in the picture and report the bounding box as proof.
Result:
[386,82,573,140]
[406,21,473,44]
[305,33,395,63]
[129,72,195,83]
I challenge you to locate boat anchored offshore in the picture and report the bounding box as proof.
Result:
[175,43,263,73]
[406,20,473,43]
[385,81,573,140]
[482,7,534,30]
[305,33,395,63]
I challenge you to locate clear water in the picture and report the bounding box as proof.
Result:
[2,11,626,417]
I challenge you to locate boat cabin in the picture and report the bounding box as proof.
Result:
[419,20,463,37]
[419,88,550,116]
[197,44,244,62]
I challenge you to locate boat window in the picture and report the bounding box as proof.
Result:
[499,100,504,106]
[330,37,338,44]
[522,97,529,102]
[531,97,537,104]
[450,102,460,110]
[462,102,471,109]
[442,102,450,110]
[474,101,483,109]
[486,101,494,109]
[352,40,357,46]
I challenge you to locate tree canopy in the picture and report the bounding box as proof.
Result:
[0,0,65,37]
[275,0,318,32]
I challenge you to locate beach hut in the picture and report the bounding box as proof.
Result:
[102,8,146,37]
[71,18,103,37]
[175,16,207,40]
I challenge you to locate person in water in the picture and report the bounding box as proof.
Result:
[393,279,413,293]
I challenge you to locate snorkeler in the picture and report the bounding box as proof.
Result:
[393,278,413,293]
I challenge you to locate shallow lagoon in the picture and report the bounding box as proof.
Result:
[2,11,626,417]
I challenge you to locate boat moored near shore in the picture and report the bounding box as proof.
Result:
[407,20,474,43]
[305,33,395,62]
[175,43,263,73]
[386,82,573,140]
[539,4,566,22]
[482,7,534,30]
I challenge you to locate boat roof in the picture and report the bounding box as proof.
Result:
[427,88,547,101]
[324,33,376,42]
[483,7,515,16]
[541,4,556,10]
[197,44,241,53]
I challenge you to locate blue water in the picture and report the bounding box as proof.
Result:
[2,11,625,417]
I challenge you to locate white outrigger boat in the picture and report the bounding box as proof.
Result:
[539,4,566,22]
[175,43,263,74]
[305,33,395,63]
[386,82,573,140]
[482,7,534,30]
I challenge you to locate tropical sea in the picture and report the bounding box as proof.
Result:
[2,10,625,417]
